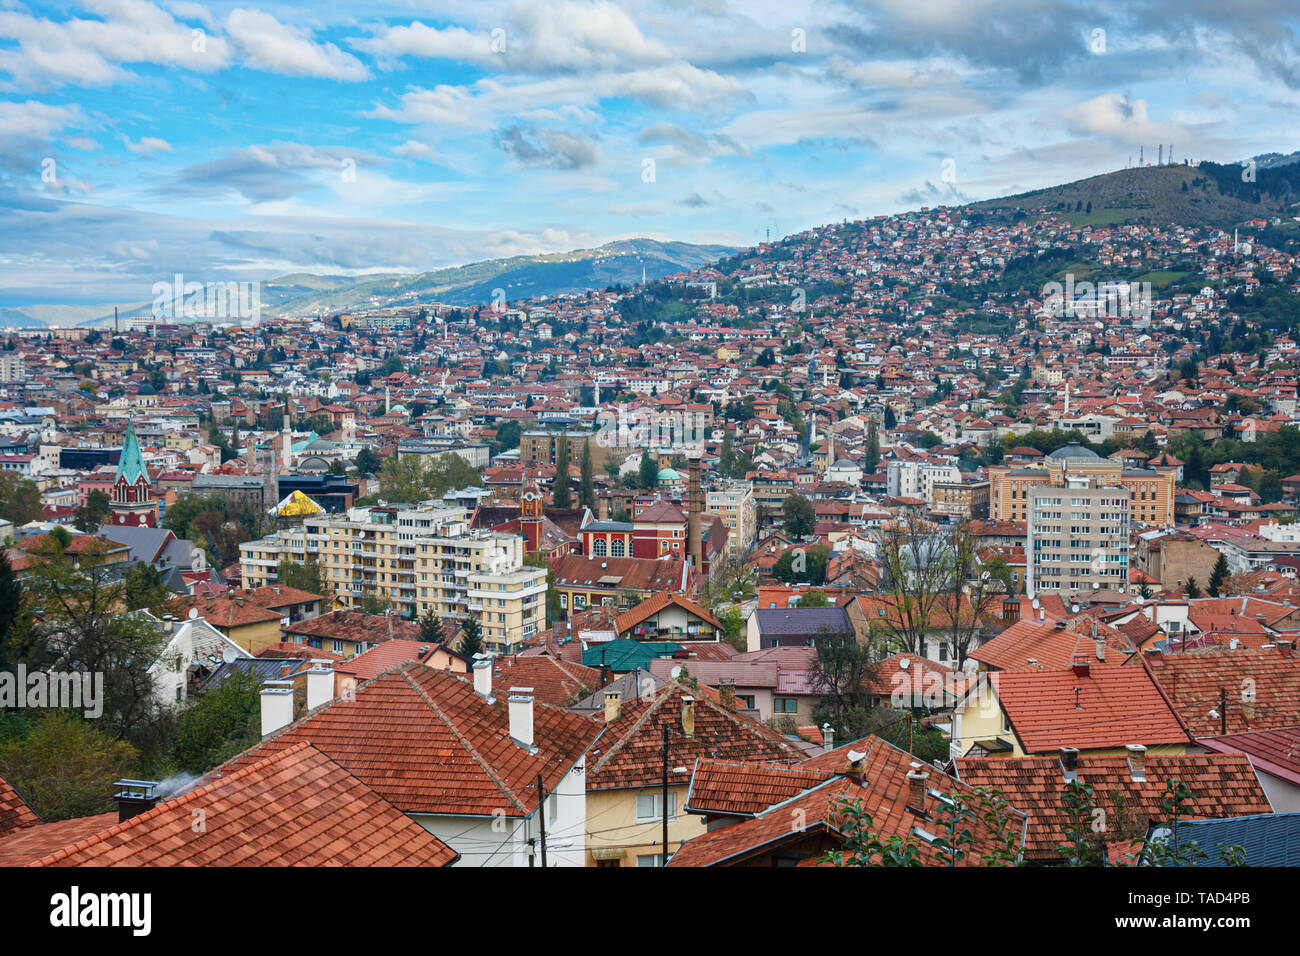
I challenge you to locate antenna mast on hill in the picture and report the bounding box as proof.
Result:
[1139,145,1144,165]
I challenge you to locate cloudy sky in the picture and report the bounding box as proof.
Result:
[1,0,1298,308]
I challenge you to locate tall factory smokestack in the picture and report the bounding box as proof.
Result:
[688,457,702,571]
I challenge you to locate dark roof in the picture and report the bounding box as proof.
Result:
[754,607,851,637]
[1153,813,1300,866]
[1046,443,1103,461]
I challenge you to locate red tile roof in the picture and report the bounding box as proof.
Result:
[32,742,458,867]
[0,774,40,836]
[684,759,834,817]
[1140,645,1300,736]
[334,639,439,680]
[670,735,1028,866]
[1199,725,1300,785]
[222,662,600,817]
[488,654,603,706]
[955,753,1271,858]
[989,665,1191,753]
[0,812,118,866]
[614,591,721,635]
[587,681,804,792]
[973,616,1132,672]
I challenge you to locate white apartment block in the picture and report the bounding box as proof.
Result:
[886,460,961,503]
[1026,477,1131,599]
[706,480,756,557]
[240,503,547,652]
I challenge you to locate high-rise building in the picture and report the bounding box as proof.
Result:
[1026,476,1130,599]
[990,444,1175,527]
[705,480,756,557]
[240,502,546,653]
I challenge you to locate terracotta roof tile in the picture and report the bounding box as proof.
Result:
[1141,645,1300,736]
[31,743,457,866]
[0,774,40,836]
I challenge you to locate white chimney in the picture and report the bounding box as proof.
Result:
[822,723,835,752]
[508,687,535,749]
[260,680,294,738]
[306,658,334,711]
[473,657,493,700]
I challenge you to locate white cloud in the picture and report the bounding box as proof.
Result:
[225,9,370,81]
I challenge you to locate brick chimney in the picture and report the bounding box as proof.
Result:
[604,690,621,724]
[1002,596,1020,625]
[845,750,867,785]
[719,680,736,712]
[687,457,703,571]
[906,769,929,815]
[681,696,696,738]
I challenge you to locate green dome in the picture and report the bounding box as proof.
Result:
[656,466,682,481]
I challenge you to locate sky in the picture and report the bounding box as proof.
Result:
[1,0,1298,309]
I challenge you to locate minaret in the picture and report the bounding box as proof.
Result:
[1063,381,1070,417]
[281,413,291,469]
[385,386,391,415]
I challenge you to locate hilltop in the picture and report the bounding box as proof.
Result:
[967,157,1300,230]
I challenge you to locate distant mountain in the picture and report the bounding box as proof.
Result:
[966,156,1300,230]
[268,238,736,316]
[0,308,45,328]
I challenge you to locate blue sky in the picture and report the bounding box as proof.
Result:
[1,0,1298,309]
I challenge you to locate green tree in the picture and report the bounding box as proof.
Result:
[354,446,383,476]
[0,711,138,822]
[124,562,171,613]
[638,450,658,490]
[1185,576,1202,598]
[73,489,112,533]
[1207,553,1231,598]
[171,668,261,774]
[552,436,573,508]
[0,472,43,526]
[276,558,329,597]
[0,550,27,670]
[579,440,595,511]
[782,493,815,538]
[459,617,484,657]
[418,608,444,645]
[864,420,880,473]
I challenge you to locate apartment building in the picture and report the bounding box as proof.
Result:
[240,503,546,652]
[706,480,756,557]
[1026,476,1131,599]
[930,479,990,520]
[886,460,961,504]
[990,444,1175,527]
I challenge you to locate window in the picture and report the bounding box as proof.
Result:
[332,640,343,653]
[611,539,625,557]
[636,854,663,867]
[592,538,607,557]
[774,697,798,714]
[635,791,676,821]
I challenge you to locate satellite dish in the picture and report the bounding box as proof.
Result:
[221,647,238,663]
[1070,604,1079,614]
[670,665,682,679]
[1031,597,1041,610]
[847,749,867,762]
[899,657,910,669]
[188,608,199,620]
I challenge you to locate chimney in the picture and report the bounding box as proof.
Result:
[845,751,867,784]
[719,680,736,712]
[279,663,292,679]
[1055,620,1067,631]
[1277,639,1296,658]
[113,779,160,824]
[822,723,834,752]
[906,769,929,815]
[687,457,702,570]
[260,680,294,737]
[306,658,334,711]
[1060,746,1080,782]
[1095,636,1106,662]
[682,696,696,738]
[1071,654,1090,678]
[1126,744,1147,782]
[1002,596,1020,625]
[508,687,535,749]
[473,657,493,700]
[604,690,622,724]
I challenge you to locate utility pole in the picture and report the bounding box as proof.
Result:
[1219,687,1227,736]
[536,772,547,868]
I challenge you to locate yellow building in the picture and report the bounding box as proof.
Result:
[705,480,756,557]
[584,681,806,867]
[988,444,1176,527]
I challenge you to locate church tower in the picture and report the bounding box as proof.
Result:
[111,421,157,527]
[520,484,544,554]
